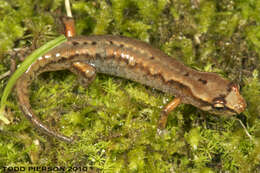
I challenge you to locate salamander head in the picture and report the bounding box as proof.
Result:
[200,82,246,116]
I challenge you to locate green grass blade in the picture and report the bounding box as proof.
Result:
[0,35,67,124]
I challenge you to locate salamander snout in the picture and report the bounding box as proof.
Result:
[224,84,246,114]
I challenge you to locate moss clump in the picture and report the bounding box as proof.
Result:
[1,0,260,172]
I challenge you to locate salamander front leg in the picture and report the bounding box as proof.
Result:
[70,62,96,87]
[157,97,181,132]
[62,16,76,38]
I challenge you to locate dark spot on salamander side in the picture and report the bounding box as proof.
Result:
[69,53,80,59]
[91,41,97,45]
[150,56,155,60]
[72,41,79,46]
[95,53,101,58]
[184,72,189,77]
[109,40,114,45]
[57,57,69,63]
[151,73,164,82]
[198,78,207,84]
[120,44,124,48]
[83,42,88,45]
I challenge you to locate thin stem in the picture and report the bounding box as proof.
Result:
[65,0,72,17]
[235,117,253,141]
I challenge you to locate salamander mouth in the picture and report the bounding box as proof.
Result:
[200,101,238,116]
[212,106,237,116]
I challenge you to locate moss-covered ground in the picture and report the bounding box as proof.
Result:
[0,0,260,172]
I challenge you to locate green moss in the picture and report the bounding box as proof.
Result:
[196,1,216,34]
[162,36,195,65]
[1,0,260,172]
[243,70,260,121]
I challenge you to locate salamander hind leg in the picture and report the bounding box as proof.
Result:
[70,62,96,88]
[157,97,181,135]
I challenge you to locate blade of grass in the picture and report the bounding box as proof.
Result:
[0,35,67,124]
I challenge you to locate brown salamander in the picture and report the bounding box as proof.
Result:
[15,35,246,142]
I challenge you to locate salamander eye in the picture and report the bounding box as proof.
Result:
[212,98,226,109]
[213,102,224,108]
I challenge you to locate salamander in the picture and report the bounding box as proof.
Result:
[15,35,247,143]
